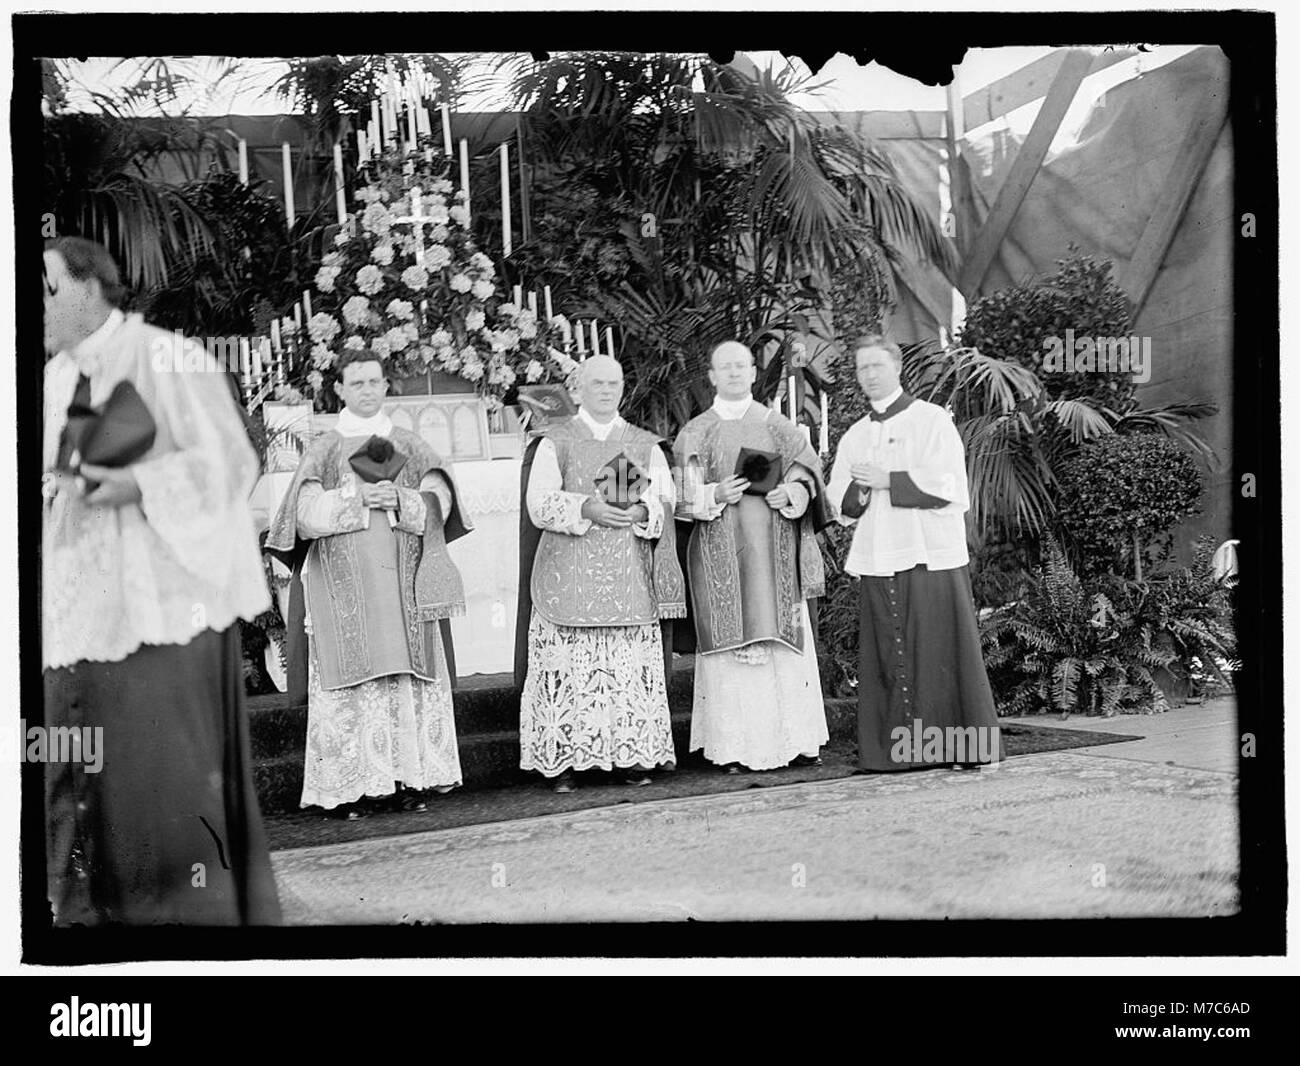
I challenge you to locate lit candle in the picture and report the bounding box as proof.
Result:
[575,322,585,356]
[410,187,424,265]
[270,317,281,352]
[605,326,615,358]
[787,375,797,421]
[240,337,251,377]
[459,139,471,222]
[238,138,248,185]
[333,142,347,225]
[357,128,368,162]
[819,390,830,455]
[302,290,312,322]
[371,100,381,147]
[512,284,522,307]
[499,142,512,256]
[252,338,264,379]
[441,104,453,156]
[543,285,554,321]
[589,320,599,354]
[281,142,295,231]
[527,291,538,316]
[773,388,783,416]
[293,304,302,332]
[406,95,417,147]
[559,317,572,350]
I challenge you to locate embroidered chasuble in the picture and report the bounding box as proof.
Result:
[517,410,686,777]
[672,398,833,769]
[266,412,473,807]
[827,391,1002,771]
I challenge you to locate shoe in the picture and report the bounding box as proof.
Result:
[432,784,457,795]
[724,763,746,775]
[325,802,366,821]
[399,792,428,812]
[621,772,654,787]
[791,754,823,768]
[552,772,577,794]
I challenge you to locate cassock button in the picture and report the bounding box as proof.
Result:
[76,802,87,813]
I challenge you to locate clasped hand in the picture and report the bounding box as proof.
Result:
[581,497,649,528]
[850,462,890,490]
[714,475,750,506]
[361,480,400,510]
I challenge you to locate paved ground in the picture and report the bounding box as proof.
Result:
[269,698,1239,924]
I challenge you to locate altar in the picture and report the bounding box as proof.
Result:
[253,393,523,682]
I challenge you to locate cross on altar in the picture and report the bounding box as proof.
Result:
[392,187,435,266]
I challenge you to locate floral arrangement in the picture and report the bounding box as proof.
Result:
[296,144,579,410]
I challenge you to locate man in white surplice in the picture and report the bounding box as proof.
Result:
[673,341,832,773]
[517,356,687,793]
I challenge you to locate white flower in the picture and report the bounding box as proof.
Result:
[361,202,391,236]
[489,364,516,387]
[430,225,449,243]
[449,205,470,226]
[344,335,366,351]
[449,273,472,293]
[426,244,452,270]
[342,296,371,327]
[465,308,485,331]
[371,336,392,359]
[525,359,545,382]
[308,312,341,345]
[519,317,538,340]
[356,186,381,204]
[307,369,324,392]
[440,349,461,372]
[371,243,395,266]
[471,279,494,300]
[433,178,453,194]
[386,299,414,321]
[355,264,384,296]
[426,202,450,225]
[461,359,485,382]
[454,189,467,202]
[460,344,479,362]
[274,383,305,403]
[310,344,333,370]
[418,346,437,367]
[470,251,493,272]
[402,265,429,291]
[333,230,351,247]
[497,302,520,318]
[385,325,411,352]
[314,266,338,293]
[500,328,521,351]
[322,251,343,268]
[430,328,452,348]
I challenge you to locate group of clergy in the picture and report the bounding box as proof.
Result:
[41,234,1001,925]
[265,333,1002,818]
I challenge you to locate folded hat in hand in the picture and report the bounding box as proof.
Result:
[348,435,409,483]
[593,452,647,510]
[66,379,157,492]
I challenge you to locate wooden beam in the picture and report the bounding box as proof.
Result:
[957,49,1093,300]
[1121,82,1229,317]
[944,74,973,258]
[962,47,1138,132]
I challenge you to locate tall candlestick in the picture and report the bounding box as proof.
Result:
[238,138,248,185]
[512,284,522,307]
[239,337,251,378]
[293,304,302,332]
[441,104,453,156]
[787,375,797,421]
[357,128,368,162]
[543,285,554,321]
[527,291,538,316]
[589,320,600,354]
[458,139,471,222]
[605,326,615,358]
[252,337,264,379]
[499,143,512,256]
[270,317,281,352]
[406,96,417,146]
[819,390,830,454]
[302,290,312,322]
[575,322,585,355]
[281,142,295,231]
[333,142,347,225]
[559,317,572,350]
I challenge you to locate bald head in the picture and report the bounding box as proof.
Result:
[708,340,757,401]
[577,355,624,422]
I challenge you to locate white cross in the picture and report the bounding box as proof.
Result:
[392,186,435,266]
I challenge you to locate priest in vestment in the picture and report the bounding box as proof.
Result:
[266,351,472,816]
[516,356,686,792]
[826,335,1002,771]
[673,341,833,772]
[42,237,280,925]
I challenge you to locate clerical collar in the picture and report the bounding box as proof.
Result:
[69,308,125,375]
[337,407,394,438]
[869,388,915,422]
[711,395,754,420]
[577,405,621,440]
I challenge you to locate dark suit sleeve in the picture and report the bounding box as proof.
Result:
[888,470,950,509]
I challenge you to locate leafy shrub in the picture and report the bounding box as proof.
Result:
[980,537,1235,716]
[1056,432,1202,579]
[958,253,1135,409]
